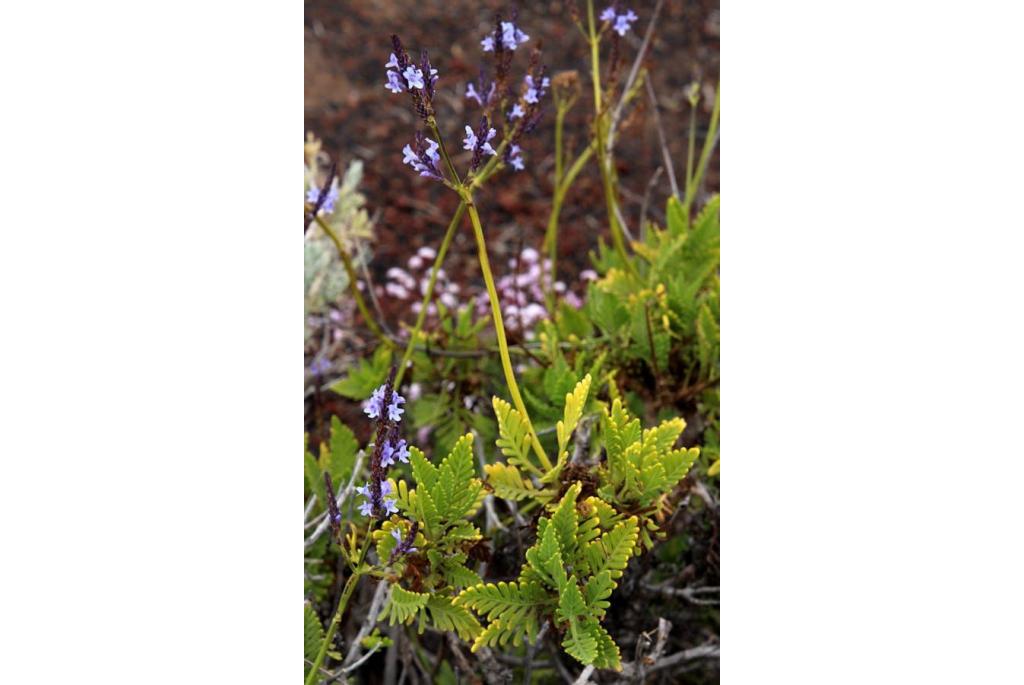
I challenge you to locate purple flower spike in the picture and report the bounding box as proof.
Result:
[402,135,443,181]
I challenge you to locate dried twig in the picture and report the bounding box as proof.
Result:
[342,580,390,666]
[573,665,595,685]
[641,582,720,606]
[305,450,366,548]
[645,79,680,199]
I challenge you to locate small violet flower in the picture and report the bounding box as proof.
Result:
[380,438,410,468]
[602,5,638,36]
[509,103,525,119]
[356,480,398,517]
[403,65,425,90]
[306,184,339,214]
[523,74,550,104]
[508,144,525,172]
[401,137,442,180]
[463,125,497,156]
[613,10,638,36]
[481,21,529,51]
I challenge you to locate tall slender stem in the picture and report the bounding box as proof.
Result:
[314,215,392,348]
[586,0,635,275]
[394,200,467,388]
[544,143,594,308]
[683,84,720,221]
[463,194,551,471]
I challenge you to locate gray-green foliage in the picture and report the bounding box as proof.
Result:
[304,158,374,338]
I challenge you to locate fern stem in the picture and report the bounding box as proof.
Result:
[462,193,552,471]
[314,215,393,349]
[394,199,468,388]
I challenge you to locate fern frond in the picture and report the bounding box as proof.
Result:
[303,603,324,669]
[455,581,546,648]
[549,483,581,561]
[493,397,538,475]
[663,446,701,489]
[590,621,622,670]
[556,374,591,455]
[381,585,428,626]
[524,521,567,590]
[484,462,539,501]
[421,595,482,641]
[583,571,615,618]
[562,618,599,665]
[584,517,639,580]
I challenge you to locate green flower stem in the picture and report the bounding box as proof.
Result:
[304,533,374,685]
[314,215,393,348]
[682,84,720,222]
[586,0,636,276]
[394,199,468,388]
[544,142,595,308]
[428,118,462,186]
[462,192,552,471]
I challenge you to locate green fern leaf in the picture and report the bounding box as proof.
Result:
[484,462,540,501]
[663,446,701,488]
[525,522,567,590]
[556,374,591,456]
[381,585,428,626]
[584,517,639,581]
[322,416,358,486]
[421,596,482,641]
[562,617,599,665]
[590,621,622,670]
[549,483,581,561]
[492,397,538,475]
[583,571,615,617]
[303,603,324,672]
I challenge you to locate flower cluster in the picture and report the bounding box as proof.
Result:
[474,247,591,334]
[463,117,497,170]
[357,369,409,518]
[402,133,443,180]
[384,35,439,120]
[601,3,638,36]
[380,246,462,323]
[480,20,529,52]
[387,520,420,564]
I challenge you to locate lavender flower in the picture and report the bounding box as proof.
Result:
[401,135,443,180]
[462,124,497,156]
[365,385,406,422]
[387,35,437,120]
[508,144,525,171]
[523,74,550,104]
[305,184,339,214]
[613,10,638,35]
[356,480,398,517]
[309,357,331,376]
[601,4,638,35]
[509,103,525,119]
[388,520,420,564]
[380,438,410,468]
[403,65,425,89]
[481,20,529,51]
[466,80,496,107]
